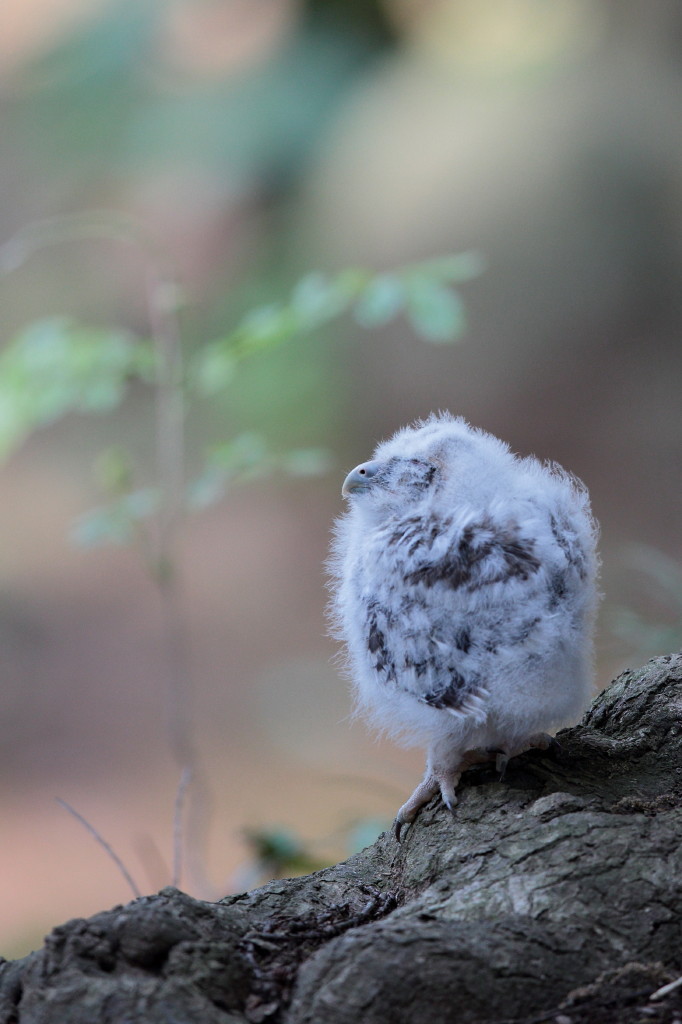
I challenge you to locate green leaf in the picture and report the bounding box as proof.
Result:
[93,445,135,495]
[292,273,333,321]
[187,433,273,508]
[0,318,153,459]
[280,447,332,477]
[239,303,287,340]
[188,436,332,509]
[332,267,371,296]
[71,489,158,547]
[354,274,405,328]
[191,254,477,397]
[291,271,359,327]
[404,277,466,342]
[186,468,228,510]
[71,507,128,547]
[207,432,271,473]
[244,826,303,863]
[414,251,486,283]
[192,342,238,395]
[193,305,303,395]
[233,303,303,355]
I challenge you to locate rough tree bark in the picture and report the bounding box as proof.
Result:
[1,653,681,1024]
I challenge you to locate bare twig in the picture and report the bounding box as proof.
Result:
[172,766,192,888]
[145,260,205,892]
[2,210,211,895]
[56,797,141,899]
[146,259,193,765]
[132,833,170,892]
[0,210,160,275]
[650,975,682,1002]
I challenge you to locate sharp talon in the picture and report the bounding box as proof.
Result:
[443,799,458,818]
[394,774,439,839]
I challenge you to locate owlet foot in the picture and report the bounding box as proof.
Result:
[393,749,496,842]
[393,776,440,842]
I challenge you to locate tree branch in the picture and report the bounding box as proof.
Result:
[2,653,681,1024]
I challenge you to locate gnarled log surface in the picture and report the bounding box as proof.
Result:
[2,653,681,1024]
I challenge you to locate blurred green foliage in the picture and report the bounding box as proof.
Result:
[9,0,382,190]
[1,0,406,473]
[610,545,682,657]
[0,317,153,461]
[187,434,333,511]
[240,814,393,888]
[0,212,482,550]
[0,0,413,910]
[242,826,328,883]
[194,252,484,394]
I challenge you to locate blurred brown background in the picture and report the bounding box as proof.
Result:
[1,0,681,956]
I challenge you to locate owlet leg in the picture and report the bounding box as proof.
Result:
[393,748,495,842]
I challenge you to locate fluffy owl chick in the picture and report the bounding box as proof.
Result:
[329,413,599,840]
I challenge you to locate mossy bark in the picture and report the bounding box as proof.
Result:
[2,653,681,1024]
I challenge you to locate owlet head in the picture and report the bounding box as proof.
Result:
[342,454,440,503]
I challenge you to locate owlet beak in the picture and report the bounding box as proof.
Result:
[342,460,382,497]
